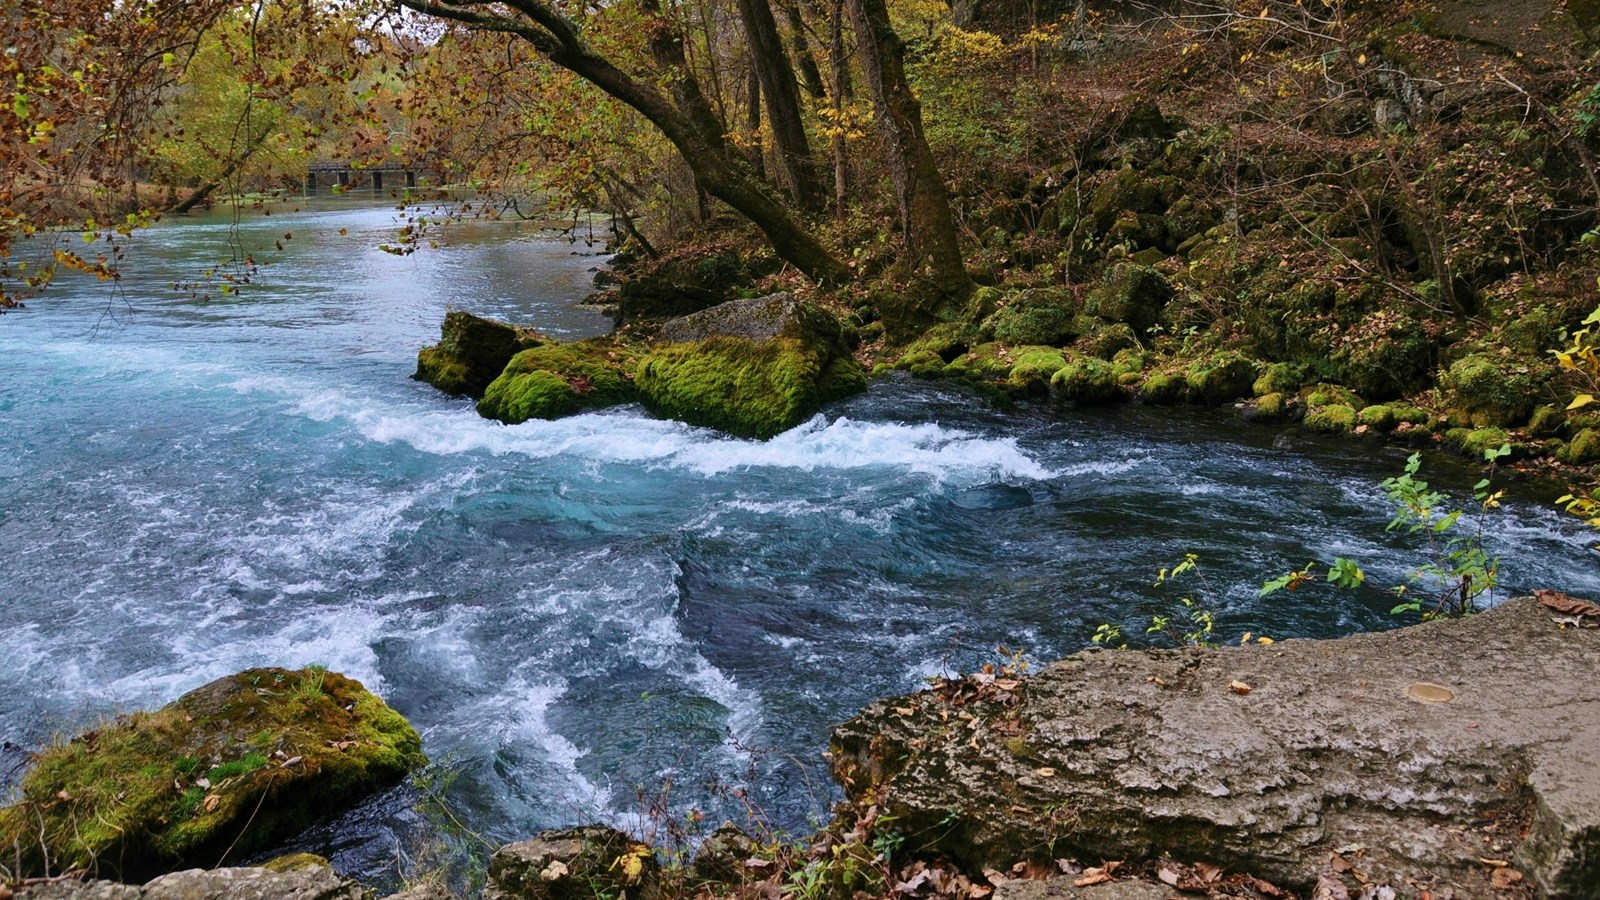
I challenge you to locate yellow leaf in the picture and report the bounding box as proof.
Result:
[1358,53,1367,64]
[1257,636,1274,645]
[1568,394,1595,411]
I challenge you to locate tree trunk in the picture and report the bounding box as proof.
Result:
[400,0,851,285]
[746,65,766,178]
[735,0,824,209]
[828,0,849,223]
[782,0,827,99]
[845,0,970,300]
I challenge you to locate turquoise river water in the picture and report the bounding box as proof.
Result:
[2,200,1597,884]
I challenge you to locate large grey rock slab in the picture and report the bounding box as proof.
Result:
[16,865,364,900]
[831,597,1600,898]
[657,292,837,347]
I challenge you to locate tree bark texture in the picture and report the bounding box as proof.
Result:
[735,0,824,208]
[845,0,970,299]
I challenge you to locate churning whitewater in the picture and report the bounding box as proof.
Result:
[3,201,1598,880]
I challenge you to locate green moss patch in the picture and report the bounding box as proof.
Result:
[983,288,1080,346]
[1305,403,1358,433]
[1437,353,1541,427]
[1050,354,1126,405]
[635,336,866,440]
[0,668,424,882]
[1184,352,1259,404]
[414,310,543,397]
[478,340,639,425]
[1006,347,1071,395]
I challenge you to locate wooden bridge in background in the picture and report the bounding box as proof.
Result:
[304,159,422,195]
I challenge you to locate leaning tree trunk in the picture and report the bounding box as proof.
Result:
[735,0,825,209]
[401,0,851,286]
[846,0,971,301]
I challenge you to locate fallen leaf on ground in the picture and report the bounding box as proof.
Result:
[1314,873,1351,900]
[1249,876,1288,897]
[1072,861,1120,887]
[1534,589,1600,617]
[1490,868,1523,889]
[895,871,929,893]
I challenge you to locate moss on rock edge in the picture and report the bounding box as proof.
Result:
[0,668,423,882]
[478,340,638,425]
[634,336,866,440]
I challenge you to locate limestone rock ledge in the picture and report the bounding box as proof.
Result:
[13,862,451,900]
[831,597,1600,898]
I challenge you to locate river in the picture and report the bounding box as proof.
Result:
[2,200,1596,886]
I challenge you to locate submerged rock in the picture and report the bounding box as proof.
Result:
[953,483,1035,510]
[0,668,425,883]
[415,311,544,398]
[636,293,866,440]
[831,597,1600,897]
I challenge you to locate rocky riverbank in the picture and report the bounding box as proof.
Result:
[8,599,1598,899]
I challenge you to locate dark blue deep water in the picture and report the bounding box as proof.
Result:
[3,201,1597,884]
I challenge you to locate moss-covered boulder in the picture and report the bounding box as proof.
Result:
[0,668,423,882]
[941,343,1012,382]
[1084,264,1172,335]
[982,288,1080,346]
[1243,391,1295,423]
[1140,371,1186,405]
[635,293,866,439]
[1252,362,1303,397]
[1444,426,1514,459]
[1078,322,1140,360]
[1300,383,1364,411]
[1184,352,1259,404]
[1563,428,1600,464]
[1305,403,1358,433]
[1050,355,1126,405]
[414,311,544,397]
[478,340,639,425]
[1357,404,1399,432]
[1005,347,1071,396]
[1436,353,1542,427]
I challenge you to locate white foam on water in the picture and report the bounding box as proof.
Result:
[480,677,613,820]
[147,605,370,696]
[234,375,1054,484]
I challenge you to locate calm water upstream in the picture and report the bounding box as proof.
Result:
[3,200,1598,884]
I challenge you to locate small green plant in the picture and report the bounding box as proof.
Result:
[1383,444,1508,619]
[1551,291,1600,413]
[1259,556,1366,596]
[207,751,269,782]
[1261,444,1507,620]
[1092,554,1265,649]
